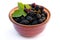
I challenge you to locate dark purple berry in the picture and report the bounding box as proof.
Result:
[28,11,35,16]
[35,5,40,11]
[40,6,44,12]
[20,20,29,25]
[26,16,33,21]
[43,12,47,17]
[41,17,46,21]
[24,8,30,13]
[32,20,38,25]
[31,8,35,11]
[41,13,45,17]
[24,8,27,13]
[38,18,43,23]
[41,11,47,17]
[20,16,25,20]
[13,17,21,23]
[38,16,46,23]
[32,3,36,8]
[36,14,41,19]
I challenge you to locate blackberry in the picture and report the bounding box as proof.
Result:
[24,8,27,13]
[32,3,36,8]
[41,11,47,17]
[38,16,46,23]
[43,12,47,17]
[26,16,33,21]
[36,14,41,19]
[40,6,44,12]
[32,20,38,25]
[41,13,45,17]
[24,8,30,13]
[38,18,43,23]
[31,8,35,11]
[41,17,46,21]
[28,11,36,17]
[35,5,40,11]
[20,15,25,20]
[13,17,21,23]
[20,20,29,25]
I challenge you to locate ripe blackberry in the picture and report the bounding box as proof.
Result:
[32,3,36,8]
[31,8,35,11]
[28,11,36,17]
[24,8,30,13]
[26,16,33,21]
[13,17,21,23]
[40,6,44,12]
[41,11,47,17]
[35,5,40,11]
[38,16,46,23]
[20,20,29,25]
[32,20,38,25]
[20,15,25,20]
[38,18,43,23]
[41,17,46,21]
[36,14,41,19]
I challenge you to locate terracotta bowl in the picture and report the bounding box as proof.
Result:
[9,6,50,37]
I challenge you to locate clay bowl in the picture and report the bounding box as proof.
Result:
[9,6,50,37]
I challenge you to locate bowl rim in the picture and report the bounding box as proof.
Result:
[9,6,51,27]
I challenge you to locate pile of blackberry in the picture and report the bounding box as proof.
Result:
[13,3,47,25]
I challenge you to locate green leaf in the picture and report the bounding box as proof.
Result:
[24,4,31,9]
[18,2,24,10]
[12,2,27,17]
[12,10,20,17]
[19,10,27,17]
[12,10,27,17]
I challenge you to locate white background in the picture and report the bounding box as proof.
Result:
[0,0,60,40]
